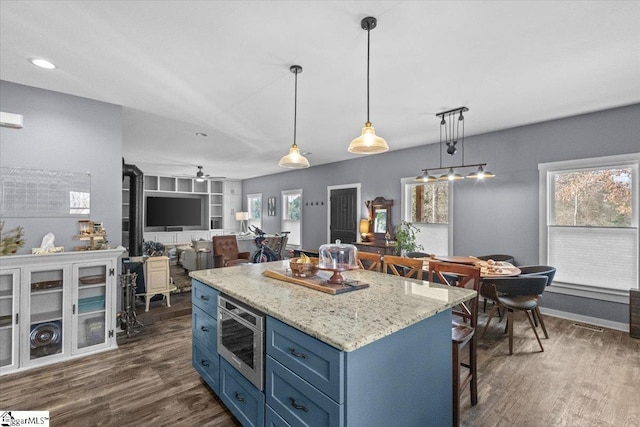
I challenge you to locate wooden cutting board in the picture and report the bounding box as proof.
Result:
[263,269,369,295]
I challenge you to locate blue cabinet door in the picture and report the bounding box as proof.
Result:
[220,358,265,427]
[192,341,220,394]
[267,317,344,403]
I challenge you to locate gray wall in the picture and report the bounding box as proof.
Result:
[0,80,123,253]
[244,104,640,324]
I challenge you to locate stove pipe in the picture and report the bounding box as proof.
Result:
[122,160,144,256]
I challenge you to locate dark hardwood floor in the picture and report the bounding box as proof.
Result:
[1,290,639,426]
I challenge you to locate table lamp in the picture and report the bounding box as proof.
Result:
[359,218,370,242]
[235,211,249,233]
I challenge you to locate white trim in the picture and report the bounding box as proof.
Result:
[326,183,361,244]
[539,152,640,298]
[281,189,302,248]
[545,282,630,304]
[539,307,629,333]
[400,177,453,255]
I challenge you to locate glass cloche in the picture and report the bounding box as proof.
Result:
[318,240,358,284]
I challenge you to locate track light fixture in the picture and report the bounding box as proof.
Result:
[415,107,494,183]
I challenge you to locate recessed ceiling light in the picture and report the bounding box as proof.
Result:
[195,132,207,137]
[29,58,57,69]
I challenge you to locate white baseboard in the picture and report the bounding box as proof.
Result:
[540,307,629,332]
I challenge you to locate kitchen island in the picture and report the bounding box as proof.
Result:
[190,261,476,427]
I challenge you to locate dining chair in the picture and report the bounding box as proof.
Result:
[356,251,383,272]
[406,251,430,258]
[383,255,423,279]
[517,265,556,337]
[429,261,481,427]
[480,275,548,354]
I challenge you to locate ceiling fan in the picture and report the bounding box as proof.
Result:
[176,166,225,181]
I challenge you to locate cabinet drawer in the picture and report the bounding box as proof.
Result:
[192,341,220,394]
[266,405,292,427]
[192,280,218,314]
[220,359,265,427]
[192,305,217,350]
[266,357,343,427]
[267,317,344,403]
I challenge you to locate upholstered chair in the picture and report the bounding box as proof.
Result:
[212,235,251,268]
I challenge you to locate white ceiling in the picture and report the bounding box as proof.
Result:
[1,1,639,179]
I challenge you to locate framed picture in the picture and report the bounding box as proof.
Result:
[267,197,276,216]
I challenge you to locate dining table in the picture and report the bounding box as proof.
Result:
[417,255,521,278]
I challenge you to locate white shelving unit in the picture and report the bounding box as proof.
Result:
[123,175,242,248]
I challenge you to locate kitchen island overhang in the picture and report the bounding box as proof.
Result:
[190,261,476,427]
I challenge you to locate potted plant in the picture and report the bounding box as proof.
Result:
[0,221,25,255]
[394,220,423,256]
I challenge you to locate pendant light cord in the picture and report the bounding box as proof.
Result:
[366,25,371,123]
[293,68,298,145]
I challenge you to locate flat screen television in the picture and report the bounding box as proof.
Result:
[145,196,202,227]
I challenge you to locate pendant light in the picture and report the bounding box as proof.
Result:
[348,16,389,155]
[279,65,310,169]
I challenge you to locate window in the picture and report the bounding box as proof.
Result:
[540,154,639,299]
[281,189,302,247]
[401,178,451,255]
[247,193,262,230]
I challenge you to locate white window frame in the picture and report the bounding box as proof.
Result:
[246,193,262,231]
[281,189,302,248]
[401,177,453,256]
[539,153,639,303]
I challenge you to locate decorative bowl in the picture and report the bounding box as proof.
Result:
[289,257,320,277]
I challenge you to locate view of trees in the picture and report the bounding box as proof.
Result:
[285,194,301,221]
[250,198,261,219]
[553,167,632,227]
[410,183,449,224]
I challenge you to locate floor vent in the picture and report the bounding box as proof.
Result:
[573,323,604,332]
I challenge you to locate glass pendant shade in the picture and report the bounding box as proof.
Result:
[348,122,389,154]
[279,143,310,168]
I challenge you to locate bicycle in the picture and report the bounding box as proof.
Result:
[249,226,290,263]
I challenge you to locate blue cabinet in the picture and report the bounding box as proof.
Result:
[191,280,220,393]
[266,317,344,403]
[220,358,265,427]
[192,340,220,393]
[266,317,344,427]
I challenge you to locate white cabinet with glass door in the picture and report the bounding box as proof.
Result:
[0,248,124,375]
[0,268,20,374]
[22,264,68,368]
[72,261,116,354]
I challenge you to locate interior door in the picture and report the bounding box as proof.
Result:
[330,188,357,244]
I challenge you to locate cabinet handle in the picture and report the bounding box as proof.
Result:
[234,392,246,403]
[289,397,309,412]
[288,347,307,359]
[200,295,210,301]
[200,326,209,332]
[200,359,210,367]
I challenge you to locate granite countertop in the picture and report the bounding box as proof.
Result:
[190,261,476,352]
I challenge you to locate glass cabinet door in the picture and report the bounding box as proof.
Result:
[26,267,65,363]
[0,269,20,372]
[73,264,108,352]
